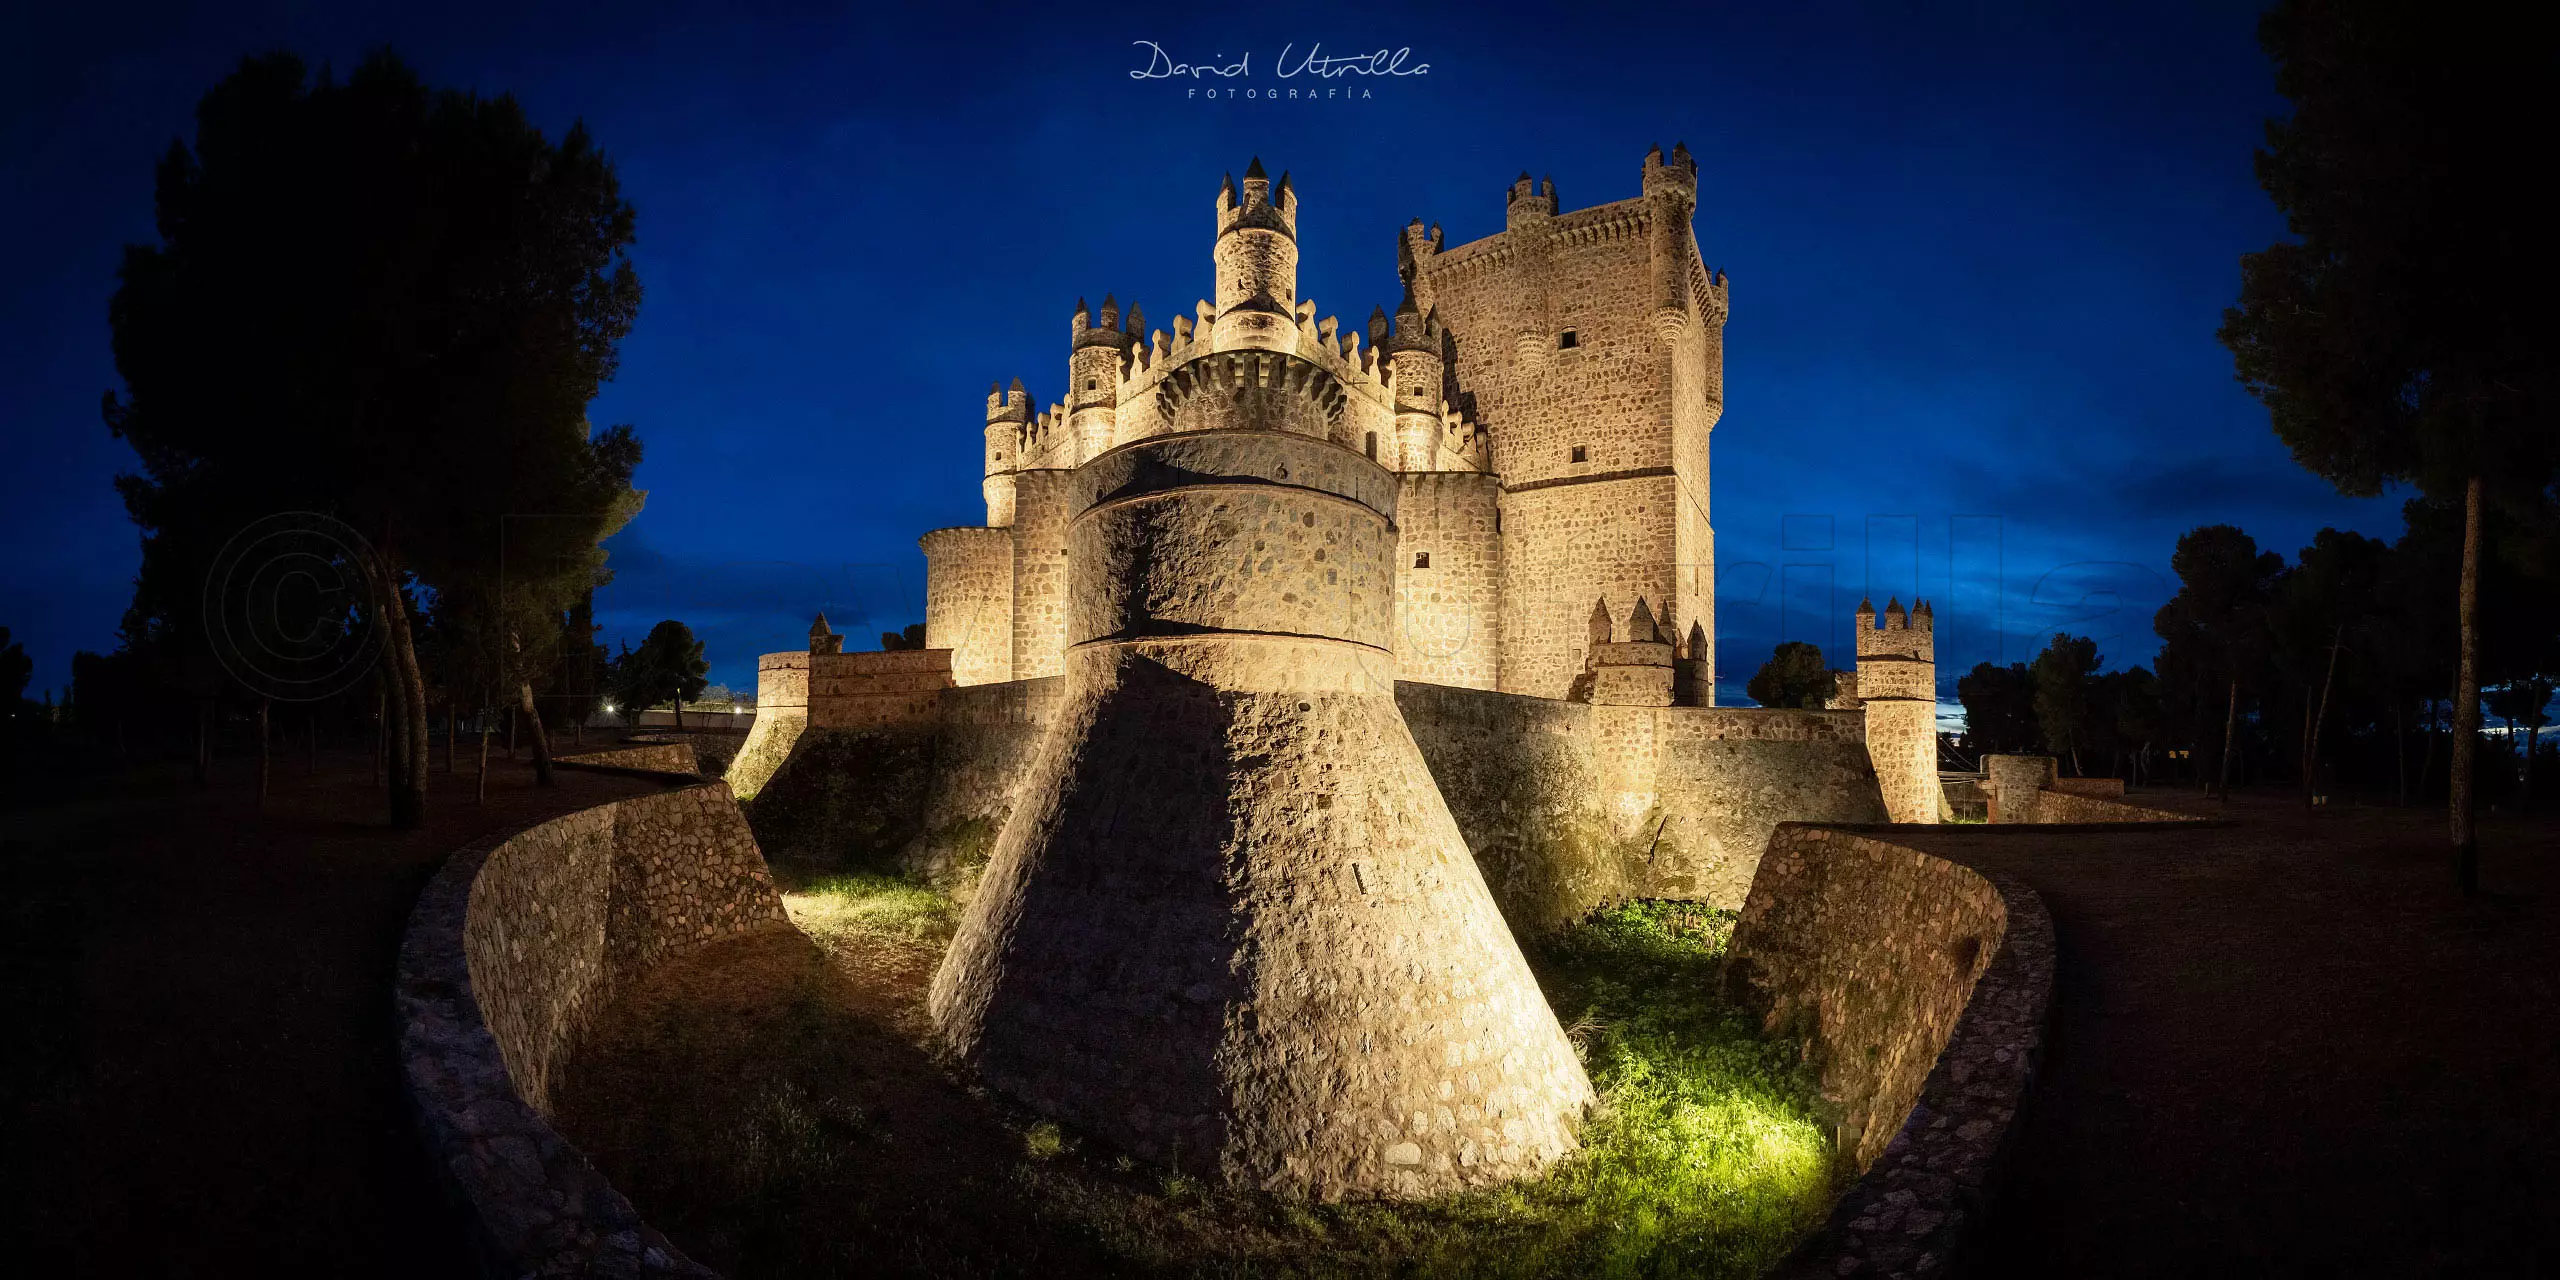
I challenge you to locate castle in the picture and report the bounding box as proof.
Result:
[734,150,1944,1200]
[921,148,1725,700]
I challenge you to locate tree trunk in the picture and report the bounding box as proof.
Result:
[372,684,385,788]
[359,554,431,829]
[506,706,518,760]
[673,697,685,733]
[517,681,555,787]
[2217,679,2240,801]
[2305,625,2343,810]
[476,697,492,804]
[446,700,458,774]
[2452,474,2482,894]
[257,697,271,809]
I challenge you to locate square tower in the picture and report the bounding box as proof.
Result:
[1404,147,1728,699]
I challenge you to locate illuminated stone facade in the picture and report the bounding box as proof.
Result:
[745,150,1951,1199]
[925,165,1593,1201]
[921,147,1725,701]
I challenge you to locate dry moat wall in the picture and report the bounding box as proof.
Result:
[1725,826,2054,1279]
[738,674,1885,928]
[396,769,790,1277]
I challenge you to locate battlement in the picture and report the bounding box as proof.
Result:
[1216,156,1297,239]
[985,377,1032,424]
[1852,596,1935,662]
[1504,172,1559,229]
[1376,281,1444,356]
[1641,142,1698,203]
[1071,294,1141,352]
[1586,596,1674,707]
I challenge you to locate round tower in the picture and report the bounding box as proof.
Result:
[1069,296,1135,465]
[1854,596,1942,824]
[1642,143,1699,343]
[983,378,1029,527]
[1379,281,1445,472]
[932,171,1593,1199]
[1211,158,1299,353]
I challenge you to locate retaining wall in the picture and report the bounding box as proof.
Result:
[1726,825,2054,1279]
[743,670,1886,926]
[396,780,790,1276]
[556,740,704,777]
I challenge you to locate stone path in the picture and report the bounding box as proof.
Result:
[1887,794,2560,1276]
[2,751,664,1275]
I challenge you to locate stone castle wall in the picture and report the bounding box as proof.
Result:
[1391,471,1502,689]
[1728,826,2053,1280]
[806,648,952,729]
[930,154,1724,704]
[1009,469,1074,680]
[1405,178,1719,699]
[396,780,790,1276]
[921,526,1014,686]
[844,672,1887,932]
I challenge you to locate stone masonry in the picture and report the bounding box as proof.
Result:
[926,162,1595,1201]
[921,147,1728,706]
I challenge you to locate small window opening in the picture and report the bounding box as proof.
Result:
[1570,445,1588,463]
[1364,431,1377,460]
[1414,552,1431,569]
[1494,511,1503,533]
[1558,330,1578,349]
[1085,379,1098,390]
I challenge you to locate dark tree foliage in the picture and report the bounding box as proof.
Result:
[104,51,642,823]
[880,623,927,652]
[0,628,28,706]
[2222,0,2559,882]
[2155,526,2284,797]
[2030,633,2103,775]
[614,620,710,731]
[1955,661,2036,757]
[1744,641,1834,710]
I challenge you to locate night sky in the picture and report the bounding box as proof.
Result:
[0,0,2402,709]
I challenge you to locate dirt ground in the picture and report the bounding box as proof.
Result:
[1,749,666,1276]
[1891,793,2559,1277]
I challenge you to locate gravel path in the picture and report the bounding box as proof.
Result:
[1887,793,2560,1276]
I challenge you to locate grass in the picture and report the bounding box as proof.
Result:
[570,881,1838,1279]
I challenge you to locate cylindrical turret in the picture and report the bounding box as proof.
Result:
[983,378,1029,527]
[1068,295,1134,465]
[1380,282,1445,471]
[1643,143,1699,343]
[1211,158,1299,353]
[933,198,1593,1196]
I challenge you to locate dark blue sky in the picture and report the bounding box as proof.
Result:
[0,0,2401,707]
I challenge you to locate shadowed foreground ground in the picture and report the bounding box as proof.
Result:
[1891,793,2559,1276]
[1,749,665,1275]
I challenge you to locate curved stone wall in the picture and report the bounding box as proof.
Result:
[396,780,790,1276]
[1726,825,2054,1279]
[556,739,703,776]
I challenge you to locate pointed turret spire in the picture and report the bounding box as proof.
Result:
[1244,156,1267,180]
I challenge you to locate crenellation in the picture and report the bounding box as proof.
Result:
[898,149,1939,952]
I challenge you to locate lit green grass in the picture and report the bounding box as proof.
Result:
[716,880,1835,1277]
[781,872,958,950]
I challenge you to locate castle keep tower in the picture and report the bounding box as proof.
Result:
[1854,597,1942,823]
[929,163,1593,1201]
[1401,144,1726,701]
